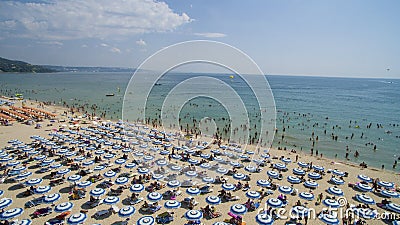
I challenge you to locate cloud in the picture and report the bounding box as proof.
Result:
[37,41,63,46]
[194,32,227,38]
[0,0,192,40]
[136,39,146,46]
[100,43,109,47]
[81,44,88,48]
[110,47,121,53]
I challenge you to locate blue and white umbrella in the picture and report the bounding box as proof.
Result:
[184,210,203,221]
[34,185,51,194]
[170,165,181,171]
[143,155,154,161]
[185,171,197,178]
[357,174,372,183]
[10,219,31,225]
[291,206,309,218]
[255,213,274,225]
[82,160,94,166]
[156,160,168,167]
[281,158,291,164]
[104,170,117,178]
[90,188,106,197]
[297,162,308,168]
[287,176,301,184]
[230,204,247,215]
[167,180,181,188]
[74,156,86,162]
[57,168,71,175]
[274,163,286,170]
[7,161,20,167]
[44,193,61,203]
[67,175,82,182]
[304,180,319,188]
[205,196,221,205]
[152,174,164,180]
[103,196,119,205]
[323,199,340,208]
[246,191,261,199]
[17,171,32,179]
[200,163,211,169]
[278,186,293,194]
[95,150,105,155]
[0,190,3,196]
[355,194,375,205]
[125,163,136,169]
[0,198,12,209]
[353,208,377,219]
[312,165,324,171]
[25,178,43,186]
[186,188,201,196]
[130,184,144,193]
[93,165,105,171]
[202,177,215,184]
[118,206,136,217]
[233,173,246,180]
[164,200,181,209]
[147,192,162,202]
[138,168,149,174]
[386,203,400,214]
[115,177,129,185]
[267,198,283,208]
[54,202,74,213]
[381,190,400,198]
[0,208,24,220]
[332,170,345,177]
[330,177,344,185]
[216,167,228,175]
[267,171,279,179]
[34,155,46,161]
[256,180,270,187]
[67,213,87,225]
[244,165,257,173]
[308,172,321,180]
[327,187,344,196]
[378,181,394,189]
[77,181,92,188]
[222,183,236,191]
[293,168,306,176]
[115,159,126,165]
[137,216,155,225]
[319,214,339,225]
[103,154,115,159]
[356,183,373,192]
[299,192,314,201]
[188,159,199,165]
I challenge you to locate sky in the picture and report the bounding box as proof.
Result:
[0,0,399,78]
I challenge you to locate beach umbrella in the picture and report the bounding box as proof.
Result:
[104,170,117,178]
[186,188,201,196]
[287,176,301,184]
[0,191,3,197]
[25,178,43,186]
[332,170,345,177]
[160,150,170,155]
[267,171,279,179]
[137,168,149,174]
[103,154,115,159]
[381,190,400,198]
[230,204,247,215]
[170,165,181,171]
[323,199,340,208]
[152,174,164,180]
[74,156,86,162]
[0,208,24,220]
[65,152,76,158]
[282,158,291,164]
[156,160,168,167]
[34,155,46,161]
[278,186,293,194]
[0,198,12,209]
[67,213,87,225]
[244,165,257,173]
[164,200,181,209]
[137,216,155,225]
[290,206,309,218]
[44,193,61,204]
[12,166,26,172]
[103,196,120,205]
[167,180,181,188]
[327,187,344,196]
[233,173,246,180]
[299,192,314,201]
[67,175,82,183]
[255,213,274,225]
[10,219,32,225]
[122,148,133,153]
[115,159,126,165]
[95,150,105,155]
[330,177,345,185]
[200,163,211,169]
[356,183,373,192]
[147,192,162,202]
[118,206,136,217]
[171,155,182,160]
[94,165,105,171]
[188,159,199,165]
[205,196,221,205]
[353,208,377,219]
[386,203,400,214]
[54,202,74,213]
[313,165,324,171]
[304,180,319,189]
[76,181,92,188]
[115,177,129,185]
[50,163,62,169]
[274,163,286,170]
[308,172,321,180]
[34,185,51,194]
[90,188,106,197]
[246,191,261,199]
[57,168,71,175]
[257,180,270,187]
[143,155,154,161]
[378,181,394,189]
[7,161,20,167]
[355,194,375,205]
[222,183,236,191]
[130,184,144,193]
[297,162,308,168]
[202,177,215,184]
[357,174,372,183]
[185,171,197,178]
[267,198,283,208]
[184,210,203,221]
[125,163,136,169]
[216,167,228,175]
[319,214,339,225]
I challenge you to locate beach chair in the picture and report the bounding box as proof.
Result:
[156,211,174,224]
[199,185,213,194]
[25,196,45,208]
[44,218,65,225]
[31,206,52,218]
[93,209,111,219]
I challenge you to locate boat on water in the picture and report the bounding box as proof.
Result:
[105,93,115,97]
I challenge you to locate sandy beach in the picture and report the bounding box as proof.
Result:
[0,98,399,225]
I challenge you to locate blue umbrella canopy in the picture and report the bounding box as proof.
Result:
[290,206,309,218]
[323,199,340,208]
[330,177,345,185]
[256,180,270,187]
[44,193,61,204]
[378,181,394,189]
[90,188,106,197]
[267,198,283,208]
[0,207,23,220]
[67,175,82,182]
[202,177,215,184]
[67,213,87,225]
[115,177,129,185]
[103,170,117,178]
[267,171,279,179]
[184,210,203,221]
[118,206,136,217]
[230,204,247,215]
[186,188,201,196]
[386,203,400,214]
[356,183,373,192]
[287,176,301,184]
[34,185,52,194]
[357,174,372,183]
[304,180,319,188]
[205,196,221,205]
[77,180,92,188]
[221,183,236,191]
[0,198,13,209]
[246,191,261,199]
[307,172,321,180]
[25,178,43,186]
[255,213,274,225]
[327,187,344,196]
[299,192,314,201]
[355,194,375,205]
[233,173,246,180]
[278,186,293,194]
[353,208,377,219]
[164,200,181,209]
[130,184,145,193]
[103,196,120,205]
[319,214,339,225]
[54,202,74,213]
[147,192,162,202]
[137,216,155,225]
[381,190,400,198]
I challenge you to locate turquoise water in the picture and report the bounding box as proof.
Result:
[0,72,399,170]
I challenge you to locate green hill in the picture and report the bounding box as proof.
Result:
[0,57,55,73]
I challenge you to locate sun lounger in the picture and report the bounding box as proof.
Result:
[94,209,111,219]
[156,211,174,224]
[44,218,64,225]
[25,196,45,208]
[31,206,52,218]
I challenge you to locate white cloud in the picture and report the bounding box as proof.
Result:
[100,43,109,47]
[110,47,121,53]
[81,44,88,48]
[37,41,63,46]
[194,32,227,38]
[136,39,147,46]
[0,0,192,40]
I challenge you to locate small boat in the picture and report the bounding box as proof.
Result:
[105,93,115,97]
